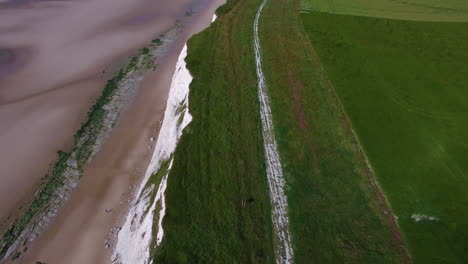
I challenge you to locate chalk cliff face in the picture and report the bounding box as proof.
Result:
[112,43,194,264]
[112,13,219,264]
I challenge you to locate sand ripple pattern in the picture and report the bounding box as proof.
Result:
[253,0,294,263]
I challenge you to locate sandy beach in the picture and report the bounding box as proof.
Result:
[0,0,223,262]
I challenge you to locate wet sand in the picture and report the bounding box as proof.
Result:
[0,0,193,226]
[2,0,224,263]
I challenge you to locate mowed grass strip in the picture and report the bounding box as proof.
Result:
[302,11,468,263]
[300,0,468,22]
[259,0,409,262]
[154,0,276,263]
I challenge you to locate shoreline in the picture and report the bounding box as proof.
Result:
[0,0,192,223]
[2,0,223,263]
[1,29,167,262]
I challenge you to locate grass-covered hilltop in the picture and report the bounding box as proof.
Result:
[155,0,467,262]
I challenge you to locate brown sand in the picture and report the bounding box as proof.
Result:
[0,0,192,224]
[0,0,225,263]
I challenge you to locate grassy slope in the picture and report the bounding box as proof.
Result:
[258,0,409,263]
[302,11,468,263]
[300,0,468,22]
[154,0,276,263]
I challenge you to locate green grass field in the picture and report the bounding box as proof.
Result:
[259,0,408,262]
[157,0,411,262]
[301,5,468,264]
[301,0,468,21]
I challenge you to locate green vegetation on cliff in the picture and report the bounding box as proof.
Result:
[155,0,275,262]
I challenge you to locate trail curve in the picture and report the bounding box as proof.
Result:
[253,0,294,263]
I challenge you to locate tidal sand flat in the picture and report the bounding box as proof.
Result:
[0,0,192,224]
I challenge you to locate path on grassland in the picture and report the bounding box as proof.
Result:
[253,0,294,263]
